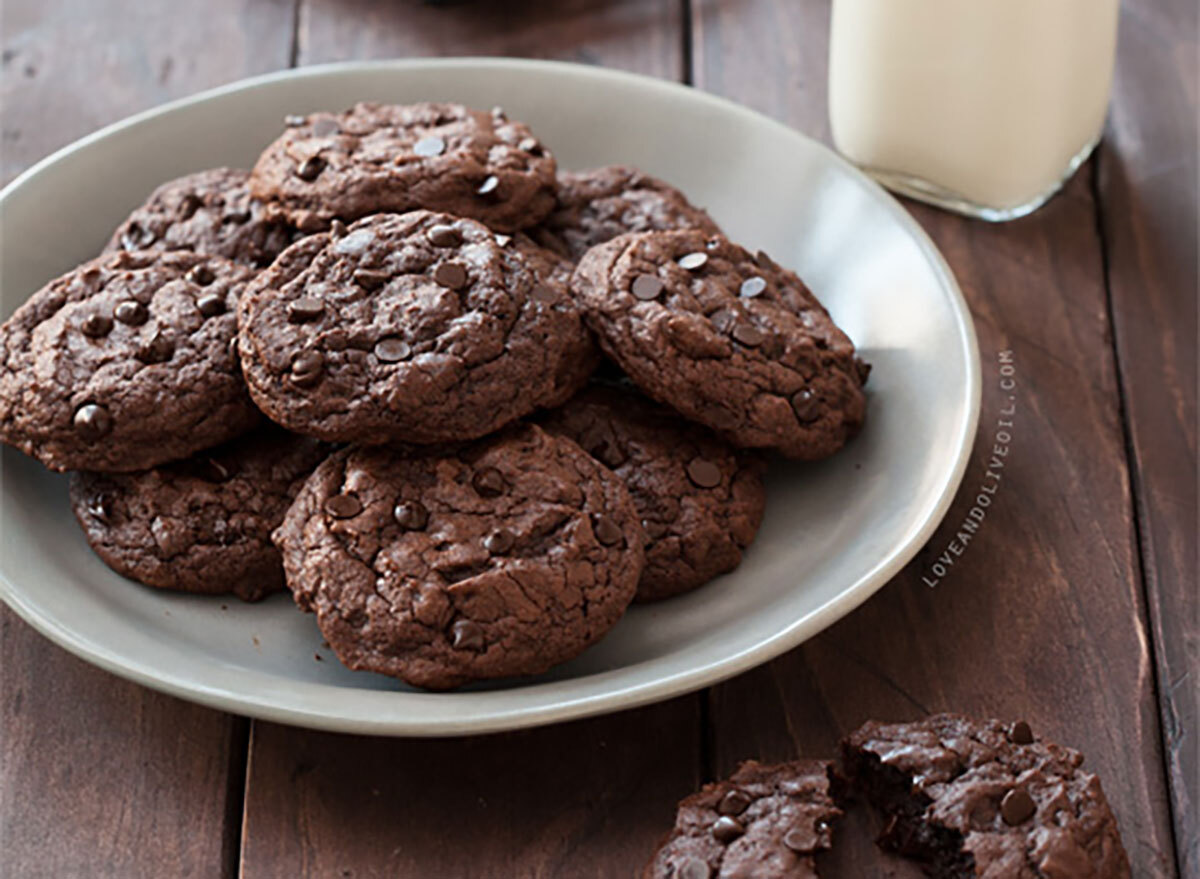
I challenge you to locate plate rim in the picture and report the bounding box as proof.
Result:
[0,57,982,736]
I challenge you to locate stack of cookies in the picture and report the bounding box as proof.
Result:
[0,102,868,690]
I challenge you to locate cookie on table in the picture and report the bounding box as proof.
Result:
[643,759,841,879]
[531,165,723,262]
[0,250,261,472]
[539,384,766,602]
[70,429,331,601]
[842,714,1131,878]
[249,102,557,233]
[104,168,294,268]
[570,229,868,460]
[274,425,644,690]
[237,211,596,445]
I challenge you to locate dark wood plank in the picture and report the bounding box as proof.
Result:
[0,2,296,876]
[297,0,684,78]
[240,5,697,877]
[241,702,700,878]
[1099,1,1198,874]
[692,1,1179,875]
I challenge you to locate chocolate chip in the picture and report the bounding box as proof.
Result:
[1010,721,1034,745]
[477,175,500,198]
[678,252,708,271]
[711,816,744,843]
[686,457,722,488]
[856,357,872,385]
[591,439,626,469]
[285,114,306,127]
[677,859,710,879]
[73,403,112,439]
[732,321,767,347]
[324,493,362,519]
[451,619,485,651]
[717,790,751,816]
[593,515,624,547]
[494,234,511,247]
[374,338,411,363]
[81,313,112,337]
[186,264,215,286]
[491,105,506,120]
[740,276,767,298]
[783,826,819,853]
[198,457,232,483]
[472,467,505,497]
[136,331,174,364]
[631,274,664,301]
[1001,788,1036,825]
[791,389,821,422]
[86,492,114,522]
[530,284,558,304]
[311,117,339,137]
[290,351,324,388]
[710,308,736,334]
[114,300,148,325]
[196,293,225,317]
[754,249,777,269]
[427,224,462,247]
[329,219,348,239]
[413,135,446,157]
[179,193,202,220]
[393,500,429,531]
[287,297,325,323]
[484,528,515,555]
[296,156,325,181]
[121,223,155,250]
[434,262,468,290]
[353,269,390,291]
[224,208,251,225]
[518,136,541,154]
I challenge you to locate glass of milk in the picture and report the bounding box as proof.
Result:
[828,0,1120,221]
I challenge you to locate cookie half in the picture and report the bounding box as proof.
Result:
[642,759,841,879]
[70,429,331,601]
[0,250,261,472]
[249,102,557,233]
[237,211,596,444]
[274,425,644,690]
[531,165,723,262]
[842,714,1131,878]
[539,384,766,601]
[104,168,294,268]
[570,229,868,460]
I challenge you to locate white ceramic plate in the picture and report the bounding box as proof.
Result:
[0,59,980,735]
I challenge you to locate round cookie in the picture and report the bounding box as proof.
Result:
[539,384,766,602]
[0,249,262,472]
[104,168,295,268]
[249,102,557,233]
[70,429,331,601]
[532,165,723,262]
[642,760,842,879]
[237,211,597,445]
[274,425,645,690]
[570,229,869,460]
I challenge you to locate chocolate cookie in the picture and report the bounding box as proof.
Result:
[104,168,294,268]
[274,425,644,690]
[570,229,868,460]
[70,429,331,601]
[843,714,1130,878]
[249,102,557,233]
[531,165,723,262]
[237,211,596,445]
[539,385,766,601]
[643,760,841,879]
[0,250,261,472]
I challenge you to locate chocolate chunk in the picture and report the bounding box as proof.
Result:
[290,351,324,388]
[287,297,325,323]
[451,619,485,651]
[434,262,468,290]
[593,514,624,547]
[711,816,744,843]
[740,276,767,298]
[483,528,515,555]
[413,135,446,157]
[136,331,174,364]
[731,321,766,347]
[783,825,820,853]
[709,308,736,334]
[196,293,226,317]
[518,136,541,154]
[427,224,462,247]
[1001,788,1036,826]
[186,264,215,286]
[177,194,202,219]
[717,789,751,815]
[686,457,722,489]
[494,234,512,247]
[86,491,114,522]
[353,269,390,291]
[393,500,429,531]
[114,300,148,325]
[296,156,325,181]
[330,219,348,239]
[374,338,411,363]
[73,403,112,439]
[477,175,500,198]
[631,274,664,301]
[791,389,820,423]
[1010,721,1034,745]
[81,313,112,337]
[472,467,505,497]
[677,252,708,271]
[324,493,362,519]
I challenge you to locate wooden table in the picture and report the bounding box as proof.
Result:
[1,2,1194,876]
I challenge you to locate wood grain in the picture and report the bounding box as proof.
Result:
[691,0,1179,875]
[0,1,295,876]
[1099,0,1198,873]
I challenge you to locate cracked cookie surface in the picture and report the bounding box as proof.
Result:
[570,229,868,460]
[104,168,295,268]
[274,425,644,690]
[643,759,841,879]
[70,428,331,601]
[249,102,557,233]
[0,249,261,472]
[237,211,596,445]
[843,714,1130,879]
[531,165,722,262]
[539,384,766,602]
